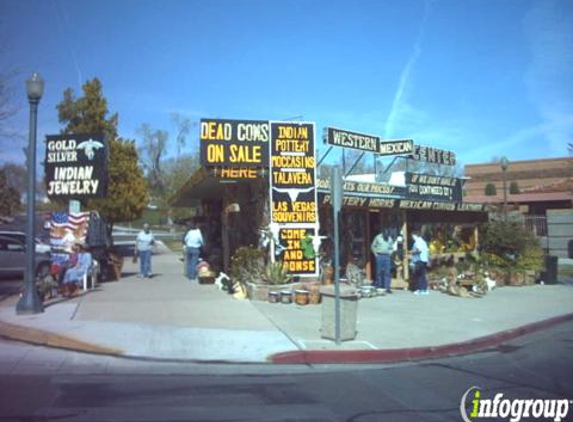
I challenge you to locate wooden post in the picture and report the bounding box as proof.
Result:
[365,210,372,281]
[402,210,409,282]
[222,190,230,272]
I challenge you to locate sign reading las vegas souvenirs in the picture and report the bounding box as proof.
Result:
[269,121,318,276]
[44,133,108,199]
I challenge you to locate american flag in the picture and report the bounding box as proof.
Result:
[50,211,90,246]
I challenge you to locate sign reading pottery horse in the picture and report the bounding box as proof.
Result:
[44,133,108,199]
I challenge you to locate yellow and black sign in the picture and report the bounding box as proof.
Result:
[269,122,317,225]
[200,118,269,168]
[279,228,318,276]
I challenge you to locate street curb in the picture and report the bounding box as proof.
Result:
[0,321,124,356]
[270,313,573,364]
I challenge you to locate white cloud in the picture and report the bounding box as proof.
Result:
[523,0,573,154]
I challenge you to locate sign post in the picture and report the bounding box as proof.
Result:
[331,165,342,344]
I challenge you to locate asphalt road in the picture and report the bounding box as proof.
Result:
[0,321,572,422]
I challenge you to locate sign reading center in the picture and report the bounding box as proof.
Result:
[200,118,269,168]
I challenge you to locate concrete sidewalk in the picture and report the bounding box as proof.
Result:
[0,252,572,363]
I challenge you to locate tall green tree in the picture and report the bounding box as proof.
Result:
[0,168,21,216]
[56,78,147,232]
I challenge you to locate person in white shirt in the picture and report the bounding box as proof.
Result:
[136,223,155,278]
[411,229,430,295]
[183,220,204,282]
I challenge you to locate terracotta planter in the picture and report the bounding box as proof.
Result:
[322,266,334,285]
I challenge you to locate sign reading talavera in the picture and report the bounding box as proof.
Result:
[44,133,108,199]
[324,127,414,156]
[200,118,269,168]
[269,121,318,277]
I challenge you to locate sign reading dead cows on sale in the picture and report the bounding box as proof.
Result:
[200,118,269,168]
[269,122,317,225]
[44,133,108,199]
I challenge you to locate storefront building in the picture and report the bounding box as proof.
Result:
[171,119,488,284]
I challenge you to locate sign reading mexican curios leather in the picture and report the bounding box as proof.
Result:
[200,118,269,168]
[45,133,108,199]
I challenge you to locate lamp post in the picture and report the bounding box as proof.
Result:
[500,156,509,222]
[16,73,44,315]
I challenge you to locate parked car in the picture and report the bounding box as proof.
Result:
[0,235,51,279]
[0,230,51,253]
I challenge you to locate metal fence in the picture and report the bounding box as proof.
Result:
[524,215,548,237]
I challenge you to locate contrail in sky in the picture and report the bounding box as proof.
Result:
[384,0,431,139]
[52,0,83,89]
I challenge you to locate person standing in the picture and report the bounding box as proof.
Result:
[371,229,394,293]
[411,230,429,295]
[183,220,204,282]
[136,223,155,278]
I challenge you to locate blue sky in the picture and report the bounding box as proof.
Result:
[1,0,572,170]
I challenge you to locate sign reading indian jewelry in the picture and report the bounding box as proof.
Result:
[200,118,269,168]
[405,173,463,202]
[44,133,108,199]
[324,127,413,156]
[270,121,318,277]
[409,144,456,166]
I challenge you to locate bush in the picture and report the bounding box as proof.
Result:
[263,261,292,285]
[230,246,265,284]
[509,181,520,194]
[480,220,544,273]
[484,183,497,196]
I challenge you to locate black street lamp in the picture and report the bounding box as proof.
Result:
[500,156,509,222]
[16,73,44,315]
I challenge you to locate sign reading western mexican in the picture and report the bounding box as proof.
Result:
[405,173,463,202]
[44,133,108,199]
[270,121,318,277]
[269,122,317,225]
[409,144,456,166]
[200,118,269,168]
[279,227,318,275]
[324,127,413,156]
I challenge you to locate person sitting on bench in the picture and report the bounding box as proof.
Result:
[61,243,92,296]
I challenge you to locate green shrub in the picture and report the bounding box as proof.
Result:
[480,220,543,272]
[230,246,265,284]
[264,261,292,285]
[509,181,520,194]
[484,183,497,196]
